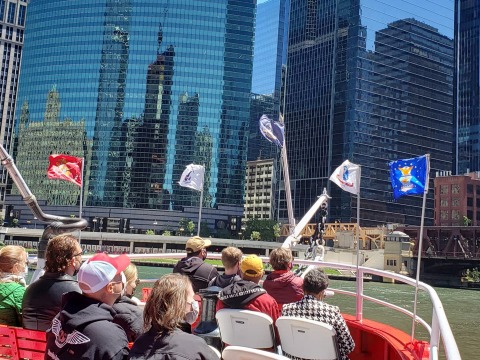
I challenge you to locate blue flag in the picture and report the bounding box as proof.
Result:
[259,114,284,148]
[389,155,429,200]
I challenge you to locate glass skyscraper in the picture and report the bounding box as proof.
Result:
[455,0,480,175]
[286,0,454,226]
[13,0,255,211]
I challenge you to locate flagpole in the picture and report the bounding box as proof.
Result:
[355,167,362,322]
[197,188,203,236]
[411,154,430,342]
[278,114,294,232]
[78,158,84,243]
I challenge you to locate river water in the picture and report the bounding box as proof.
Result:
[137,266,475,360]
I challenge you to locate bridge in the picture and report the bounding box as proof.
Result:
[280,223,386,249]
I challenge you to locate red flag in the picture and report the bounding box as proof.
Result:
[47,154,83,187]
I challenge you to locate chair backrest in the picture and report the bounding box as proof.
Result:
[208,345,221,359]
[13,327,46,360]
[215,309,276,349]
[276,316,339,360]
[222,346,290,360]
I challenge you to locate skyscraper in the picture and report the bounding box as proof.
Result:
[0,0,27,208]
[13,0,255,213]
[286,0,454,226]
[455,0,480,175]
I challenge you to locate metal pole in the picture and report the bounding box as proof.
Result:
[197,188,204,236]
[411,154,430,342]
[78,158,84,243]
[355,167,362,321]
[281,144,295,232]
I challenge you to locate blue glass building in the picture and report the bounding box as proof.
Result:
[13,0,255,211]
[455,0,480,175]
[285,0,454,226]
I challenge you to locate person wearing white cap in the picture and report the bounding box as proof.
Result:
[173,236,219,293]
[45,253,131,360]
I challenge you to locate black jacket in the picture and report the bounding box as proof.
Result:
[208,274,241,288]
[45,291,129,360]
[22,272,81,331]
[113,296,144,342]
[173,257,219,292]
[128,328,218,360]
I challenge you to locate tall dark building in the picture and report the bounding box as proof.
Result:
[455,0,480,175]
[286,0,454,226]
[14,0,255,214]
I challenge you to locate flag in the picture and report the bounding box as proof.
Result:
[259,114,284,147]
[389,155,429,200]
[47,154,83,187]
[179,164,205,191]
[329,160,361,195]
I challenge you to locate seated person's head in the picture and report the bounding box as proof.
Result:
[0,245,27,276]
[269,247,293,271]
[77,253,130,306]
[185,236,211,260]
[123,263,139,298]
[143,273,199,332]
[240,254,264,283]
[303,267,329,300]
[45,234,83,276]
[221,247,243,272]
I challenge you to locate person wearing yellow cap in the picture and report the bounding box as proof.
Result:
[216,254,279,327]
[173,236,219,292]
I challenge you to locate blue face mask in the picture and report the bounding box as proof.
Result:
[185,300,200,324]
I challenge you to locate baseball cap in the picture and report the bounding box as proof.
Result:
[77,253,130,294]
[240,254,264,276]
[185,236,212,253]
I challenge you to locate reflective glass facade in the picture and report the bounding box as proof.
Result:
[286,0,454,226]
[0,0,27,207]
[14,0,255,210]
[455,0,480,175]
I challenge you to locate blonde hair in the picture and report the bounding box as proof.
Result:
[143,274,191,333]
[269,247,293,271]
[123,263,138,284]
[0,245,26,273]
[221,247,243,269]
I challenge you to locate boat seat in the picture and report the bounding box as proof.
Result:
[222,346,290,360]
[0,325,47,360]
[215,309,278,352]
[276,316,340,360]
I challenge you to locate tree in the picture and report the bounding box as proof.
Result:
[178,218,195,235]
[244,218,281,242]
[463,216,472,226]
[250,231,261,241]
[199,221,212,237]
[162,230,172,236]
[145,229,155,235]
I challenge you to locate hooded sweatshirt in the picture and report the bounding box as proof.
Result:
[216,280,279,324]
[113,295,144,342]
[208,273,241,288]
[45,291,129,360]
[173,257,218,292]
[263,270,303,306]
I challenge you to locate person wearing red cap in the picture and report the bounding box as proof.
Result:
[45,253,131,360]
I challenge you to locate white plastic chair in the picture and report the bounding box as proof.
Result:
[215,309,277,350]
[276,316,340,360]
[208,345,221,359]
[222,346,290,360]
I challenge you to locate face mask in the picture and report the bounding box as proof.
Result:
[185,300,199,325]
[18,263,28,279]
[112,272,127,297]
[72,260,83,277]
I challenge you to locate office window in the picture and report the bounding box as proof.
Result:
[7,2,15,24]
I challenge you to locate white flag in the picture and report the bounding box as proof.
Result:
[329,160,361,195]
[179,164,205,191]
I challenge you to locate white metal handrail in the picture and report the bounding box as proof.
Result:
[110,252,460,360]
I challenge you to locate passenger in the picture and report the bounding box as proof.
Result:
[45,253,131,360]
[22,234,82,330]
[128,273,218,360]
[173,236,219,292]
[113,263,144,342]
[216,254,279,324]
[208,246,242,288]
[281,267,354,360]
[0,245,27,326]
[263,247,303,308]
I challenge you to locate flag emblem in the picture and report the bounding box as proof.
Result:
[259,114,284,148]
[47,154,83,187]
[179,164,205,192]
[389,155,429,200]
[329,160,360,195]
